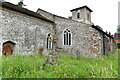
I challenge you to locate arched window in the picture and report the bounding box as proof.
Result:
[87,13,89,19]
[47,33,53,49]
[64,29,71,46]
[77,12,80,19]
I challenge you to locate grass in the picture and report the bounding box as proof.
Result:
[1,50,119,78]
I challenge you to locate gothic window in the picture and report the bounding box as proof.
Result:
[77,12,80,19]
[64,29,71,46]
[47,33,53,49]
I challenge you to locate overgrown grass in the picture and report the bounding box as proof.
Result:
[1,50,118,78]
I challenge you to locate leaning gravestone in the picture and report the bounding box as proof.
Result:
[41,52,58,70]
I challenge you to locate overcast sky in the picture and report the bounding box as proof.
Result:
[5,0,119,35]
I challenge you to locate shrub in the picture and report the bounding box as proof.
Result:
[116,43,120,49]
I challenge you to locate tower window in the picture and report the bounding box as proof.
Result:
[87,13,90,19]
[77,13,80,19]
[47,33,53,49]
[63,29,72,46]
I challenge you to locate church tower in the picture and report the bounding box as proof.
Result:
[70,5,93,24]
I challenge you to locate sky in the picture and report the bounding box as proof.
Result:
[4,0,119,35]
[118,1,120,25]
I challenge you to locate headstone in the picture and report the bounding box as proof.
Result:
[40,53,58,70]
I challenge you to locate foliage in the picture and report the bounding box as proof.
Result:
[48,52,54,55]
[117,25,120,33]
[117,43,120,49]
[1,50,118,78]
[68,16,72,19]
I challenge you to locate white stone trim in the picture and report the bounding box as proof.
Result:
[62,28,72,46]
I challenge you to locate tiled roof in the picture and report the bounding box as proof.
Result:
[0,1,54,23]
[115,40,120,43]
[92,25,114,38]
[70,5,93,12]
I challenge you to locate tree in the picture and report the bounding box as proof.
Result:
[68,16,72,20]
[117,43,120,49]
[117,25,120,33]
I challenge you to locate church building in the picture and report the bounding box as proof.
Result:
[0,1,116,57]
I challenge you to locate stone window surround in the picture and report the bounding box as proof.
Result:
[87,13,90,20]
[63,29,72,46]
[47,33,53,49]
[77,12,80,19]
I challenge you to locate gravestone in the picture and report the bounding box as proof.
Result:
[41,53,58,70]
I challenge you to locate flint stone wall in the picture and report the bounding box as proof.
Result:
[37,9,106,57]
[0,8,54,55]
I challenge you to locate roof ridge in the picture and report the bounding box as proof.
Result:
[70,5,93,12]
[1,1,54,23]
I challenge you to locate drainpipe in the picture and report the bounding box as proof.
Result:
[103,33,105,55]
[35,27,37,54]
[0,41,2,56]
[0,28,2,56]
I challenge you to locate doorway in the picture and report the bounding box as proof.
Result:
[2,41,15,56]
